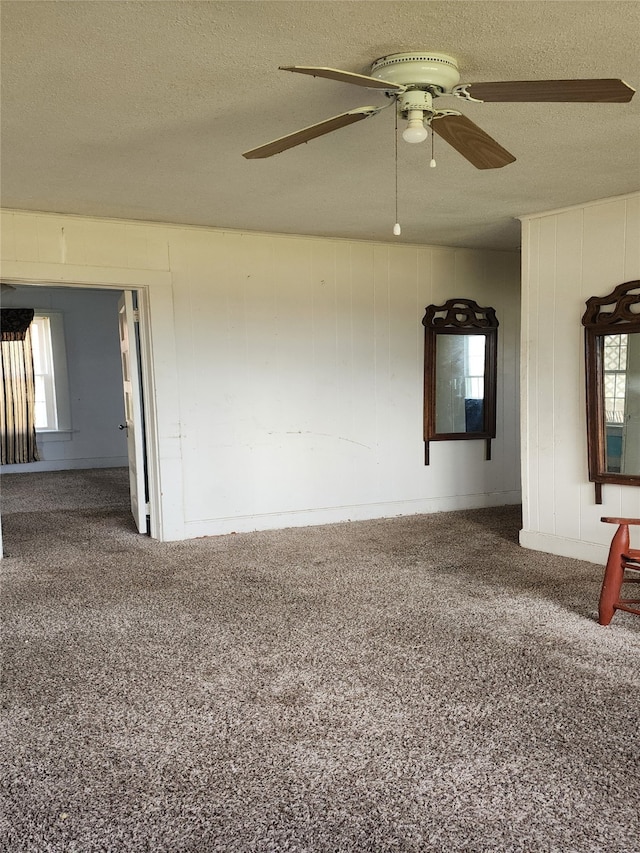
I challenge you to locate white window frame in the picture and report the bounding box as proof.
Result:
[464,334,486,401]
[603,333,628,425]
[32,312,72,435]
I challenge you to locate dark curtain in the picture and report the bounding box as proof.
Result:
[1,309,39,464]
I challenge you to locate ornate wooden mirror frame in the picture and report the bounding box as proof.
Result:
[582,280,640,503]
[422,298,498,465]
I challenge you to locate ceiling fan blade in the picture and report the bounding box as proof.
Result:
[242,106,382,159]
[280,65,405,92]
[461,79,635,103]
[432,114,516,170]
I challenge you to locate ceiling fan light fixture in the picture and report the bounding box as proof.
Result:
[402,110,428,143]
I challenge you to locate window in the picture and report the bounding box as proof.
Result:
[464,334,486,400]
[31,316,57,429]
[31,313,71,433]
[603,333,628,425]
[603,333,628,474]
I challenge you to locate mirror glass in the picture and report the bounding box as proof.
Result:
[582,280,640,500]
[422,298,498,465]
[435,334,486,433]
[603,331,640,475]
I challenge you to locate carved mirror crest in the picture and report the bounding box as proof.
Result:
[422,299,498,465]
[582,280,640,503]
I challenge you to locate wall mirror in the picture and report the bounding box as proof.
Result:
[422,299,498,465]
[582,280,640,503]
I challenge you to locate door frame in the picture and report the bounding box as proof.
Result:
[0,276,164,551]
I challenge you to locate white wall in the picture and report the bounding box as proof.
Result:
[520,192,640,563]
[1,210,521,540]
[1,285,128,472]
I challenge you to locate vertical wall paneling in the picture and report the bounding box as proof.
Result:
[552,211,585,543]
[582,200,629,526]
[346,241,378,502]
[387,246,420,496]
[1,209,521,540]
[520,218,538,535]
[520,193,640,562]
[535,215,558,537]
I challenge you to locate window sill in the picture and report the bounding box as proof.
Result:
[36,430,73,443]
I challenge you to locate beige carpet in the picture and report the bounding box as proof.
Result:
[1,469,639,852]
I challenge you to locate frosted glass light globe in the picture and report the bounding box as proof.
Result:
[402,119,428,144]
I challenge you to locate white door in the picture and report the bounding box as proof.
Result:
[118,292,148,533]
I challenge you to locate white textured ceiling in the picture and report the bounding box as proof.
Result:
[1,1,639,250]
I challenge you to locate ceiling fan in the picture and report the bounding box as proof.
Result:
[242,52,635,169]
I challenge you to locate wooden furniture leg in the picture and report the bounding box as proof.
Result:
[599,517,640,626]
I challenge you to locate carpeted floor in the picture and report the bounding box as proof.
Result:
[1,469,639,852]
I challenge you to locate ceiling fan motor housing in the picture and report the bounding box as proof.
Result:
[370,52,461,93]
[397,90,434,118]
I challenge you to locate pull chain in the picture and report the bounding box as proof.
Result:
[430,125,437,168]
[393,109,401,236]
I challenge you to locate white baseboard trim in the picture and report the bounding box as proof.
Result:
[519,529,608,566]
[1,457,128,474]
[183,490,523,539]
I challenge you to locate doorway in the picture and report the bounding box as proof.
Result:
[0,283,151,556]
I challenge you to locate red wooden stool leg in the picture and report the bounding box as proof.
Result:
[599,523,629,625]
